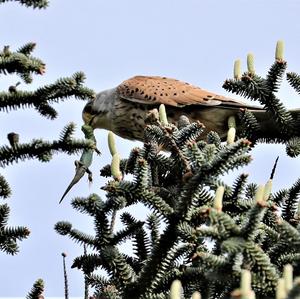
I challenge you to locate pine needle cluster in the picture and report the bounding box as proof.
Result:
[56,42,300,299]
[0,2,95,297]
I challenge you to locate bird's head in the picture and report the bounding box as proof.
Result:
[82,88,115,130]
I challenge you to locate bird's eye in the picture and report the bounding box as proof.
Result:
[83,101,94,115]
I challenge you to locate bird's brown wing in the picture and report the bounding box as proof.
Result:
[116,75,259,108]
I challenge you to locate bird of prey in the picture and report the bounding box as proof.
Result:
[81,75,288,141]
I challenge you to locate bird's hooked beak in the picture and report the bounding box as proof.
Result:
[82,97,110,130]
[82,100,98,127]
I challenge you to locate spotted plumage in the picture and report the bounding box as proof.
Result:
[117,76,248,107]
[82,75,293,141]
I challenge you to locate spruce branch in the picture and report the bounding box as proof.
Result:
[118,213,149,260]
[0,203,30,254]
[26,279,45,299]
[0,203,9,227]
[287,72,300,94]
[238,109,261,140]
[0,45,45,82]
[224,173,248,208]
[286,137,300,157]
[17,42,37,55]
[56,91,300,299]
[221,41,300,147]
[281,178,300,222]
[224,75,294,137]
[113,217,145,246]
[266,60,287,93]
[268,219,300,264]
[0,123,94,167]
[194,251,228,272]
[72,253,104,274]
[206,131,222,147]
[0,0,48,9]
[0,174,11,198]
[55,221,97,249]
[147,214,161,248]
[0,72,95,118]
[244,241,279,294]
[71,194,106,216]
[240,202,268,241]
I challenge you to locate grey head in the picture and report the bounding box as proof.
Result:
[82,88,117,130]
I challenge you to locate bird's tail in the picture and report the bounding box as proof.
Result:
[245,108,300,141]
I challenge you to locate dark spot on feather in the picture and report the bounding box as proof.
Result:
[141,91,144,95]
[182,91,185,93]
[145,95,148,99]
[173,93,177,96]
[135,88,139,92]
[148,96,152,100]
[160,93,163,96]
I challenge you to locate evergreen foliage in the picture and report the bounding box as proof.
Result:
[0,41,94,255]
[56,42,300,298]
[26,279,45,299]
[223,41,300,152]
[0,0,95,296]
[3,1,300,298]
[0,203,30,254]
[0,0,48,9]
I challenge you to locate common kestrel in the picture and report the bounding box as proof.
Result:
[82,75,279,140]
[60,75,294,203]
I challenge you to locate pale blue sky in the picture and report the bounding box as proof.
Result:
[1,0,300,296]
